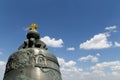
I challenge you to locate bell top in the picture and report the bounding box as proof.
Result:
[27,23,39,39]
[19,23,47,50]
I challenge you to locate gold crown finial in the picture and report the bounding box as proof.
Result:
[29,23,38,31]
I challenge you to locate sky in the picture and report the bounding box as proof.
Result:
[0,0,120,80]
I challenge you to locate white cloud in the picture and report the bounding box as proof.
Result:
[80,33,112,49]
[0,61,5,67]
[96,53,101,57]
[57,57,83,80]
[57,57,120,80]
[111,66,120,71]
[105,25,117,31]
[91,61,120,71]
[78,54,100,63]
[90,61,120,80]
[0,51,5,79]
[114,41,120,47]
[57,57,77,68]
[41,36,63,48]
[0,61,6,80]
[66,47,75,51]
[57,57,83,72]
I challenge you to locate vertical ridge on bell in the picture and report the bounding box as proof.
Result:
[3,23,62,80]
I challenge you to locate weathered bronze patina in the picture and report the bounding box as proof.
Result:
[3,24,62,80]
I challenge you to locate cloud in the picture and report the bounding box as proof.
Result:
[78,54,100,63]
[57,57,77,68]
[80,33,112,49]
[0,61,5,67]
[96,53,101,57]
[91,61,120,71]
[0,61,6,80]
[57,57,83,80]
[57,57,120,80]
[111,66,120,71]
[41,36,63,48]
[114,41,120,47]
[57,57,83,72]
[66,47,75,51]
[105,25,117,31]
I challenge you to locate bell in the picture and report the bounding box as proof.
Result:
[3,24,62,80]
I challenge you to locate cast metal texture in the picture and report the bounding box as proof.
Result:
[3,25,62,80]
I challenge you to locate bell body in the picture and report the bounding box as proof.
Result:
[4,48,62,80]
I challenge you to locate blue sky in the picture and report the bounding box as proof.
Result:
[0,0,120,80]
